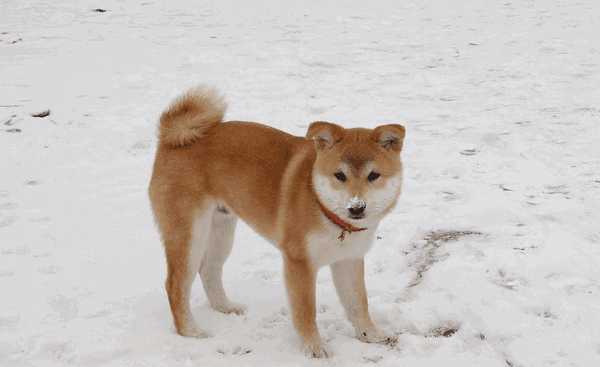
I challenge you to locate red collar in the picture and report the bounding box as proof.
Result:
[317,200,367,241]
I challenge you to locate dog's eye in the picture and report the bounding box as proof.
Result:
[367,171,381,182]
[334,171,347,182]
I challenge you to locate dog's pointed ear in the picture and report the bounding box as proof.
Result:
[373,124,406,153]
[306,121,344,150]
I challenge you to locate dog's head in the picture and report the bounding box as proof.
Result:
[307,121,405,225]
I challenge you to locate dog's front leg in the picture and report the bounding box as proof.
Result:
[283,255,329,358]
[330,258,397,346]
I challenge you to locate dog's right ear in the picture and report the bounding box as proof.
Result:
[306,121,344,150]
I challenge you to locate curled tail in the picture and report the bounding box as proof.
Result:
[158,86,226,148]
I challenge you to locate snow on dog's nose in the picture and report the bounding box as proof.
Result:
[347,196,367,218]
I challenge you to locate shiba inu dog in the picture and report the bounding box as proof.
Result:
[149,86,405,357]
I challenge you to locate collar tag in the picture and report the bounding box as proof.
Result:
[317,200,367,241]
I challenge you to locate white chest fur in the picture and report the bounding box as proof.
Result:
[306,220,378,268]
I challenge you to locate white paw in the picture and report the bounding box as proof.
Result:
[357,328,398,346]
[213,301,247,315]
[178,325,211,338]
[303,340,330,358]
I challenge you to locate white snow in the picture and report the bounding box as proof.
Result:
[2,0,600,366]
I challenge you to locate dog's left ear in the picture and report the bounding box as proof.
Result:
[373,124,406,153]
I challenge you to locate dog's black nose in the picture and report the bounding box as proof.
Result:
[348,205,365,216]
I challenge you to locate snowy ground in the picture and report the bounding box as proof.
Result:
[2,0,600,366]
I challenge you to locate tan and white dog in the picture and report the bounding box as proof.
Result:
[149,86,405,357]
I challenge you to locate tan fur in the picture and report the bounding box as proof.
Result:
[149,86,405,357]
[158,86,226,147]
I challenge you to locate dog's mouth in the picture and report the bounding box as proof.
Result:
[348,213,366,220]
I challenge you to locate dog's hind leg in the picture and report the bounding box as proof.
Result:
[163,204,214,338]
[199,206,246,315]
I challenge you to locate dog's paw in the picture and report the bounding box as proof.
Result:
[303,340,330,358]
[357,328,398,346]
[178,325,211,338]
[213,301,247,315]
